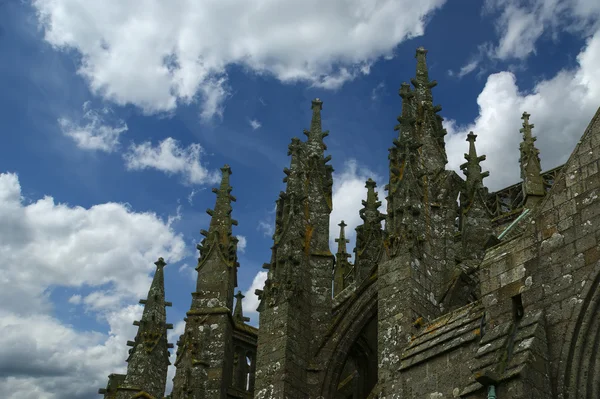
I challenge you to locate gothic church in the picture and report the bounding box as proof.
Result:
[99,48,600,399]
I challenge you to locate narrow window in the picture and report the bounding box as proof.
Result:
[512,294,524,321]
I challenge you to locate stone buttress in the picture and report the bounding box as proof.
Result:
[378,48,462,393]
[100,258,173,399]
[254,99,334,399]
[171,165,239,399]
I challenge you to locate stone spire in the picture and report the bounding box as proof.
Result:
[354,178,386,284]
[386,81,425,254]
[171,166,239,399]
[254,99,334,398]
[412,47,436,105]
[110,257,173,399]
[519,112,545,207]
[461,132,490,196]
[304,98,329,153]
[410,47,448,173]
[333,220,352,296]
[233,291,250,323]
[194,164,239,311]
[459,132,493,261]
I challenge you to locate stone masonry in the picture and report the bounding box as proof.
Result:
[100,48,600,399]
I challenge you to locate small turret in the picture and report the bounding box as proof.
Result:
[519,112,545,207]
[333,221,352,296]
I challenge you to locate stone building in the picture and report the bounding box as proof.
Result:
[99,48,600,398]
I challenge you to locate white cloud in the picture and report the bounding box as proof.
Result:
[242,271,268,326]
[58,101,127,152]
[448,60,479,78]
[330,160,387,259]
[484,0,600,60]
[0,305,144,399]
[249,119,262,130]
[178,263,196,282]
[371,82,386,101]
[0,172,187,397]
[0,172,187,313]
[198,77,230,122]
[33,0,447,118]
[187,188,201,205]
[123,137,220,186]
[236,235,247,254]
[257,220,274,237]
[445,30,600,191]
[67,295,82,305]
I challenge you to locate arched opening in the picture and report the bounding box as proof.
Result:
[334,313,378,398]
[563,269,600,399]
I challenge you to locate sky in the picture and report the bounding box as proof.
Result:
[0,0,599,397]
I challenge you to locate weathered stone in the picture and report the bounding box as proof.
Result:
[102,49,600,399]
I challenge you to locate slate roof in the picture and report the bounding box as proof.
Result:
[399,301,485,371]
[461,309,547,396]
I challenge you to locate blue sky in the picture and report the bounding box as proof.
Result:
[1,0,599,398]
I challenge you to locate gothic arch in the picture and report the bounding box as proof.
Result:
[560,261,600,399]
[318,279,378,398]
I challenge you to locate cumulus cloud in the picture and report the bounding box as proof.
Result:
[242,271,268,326]
[33,0,446,118]
[0,172,187,313]
[484,0,600,60]
[58,101,127,152]
[0,172,186,398]
[444,30,600,191]
[330,160,387,259]
[123,137,220,185]
[0,307,137,399]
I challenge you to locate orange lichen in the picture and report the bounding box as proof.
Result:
[304,225,314,254]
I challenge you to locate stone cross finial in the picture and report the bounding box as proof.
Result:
[155,257,166,269]
[520,111,535,141]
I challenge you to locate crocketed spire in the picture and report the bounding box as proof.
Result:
[519,112,545,205]
[333,220,352,296]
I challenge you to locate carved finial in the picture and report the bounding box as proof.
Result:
[233,291,248,322]
[305,99,326,149]
[334,220,352,296]
[335,221,350,251]
[410,46,438,110]
[520,111,535,141]
[460,132,489,193]
[155,257,166,269]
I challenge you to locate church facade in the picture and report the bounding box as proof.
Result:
[99,48,600,399]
